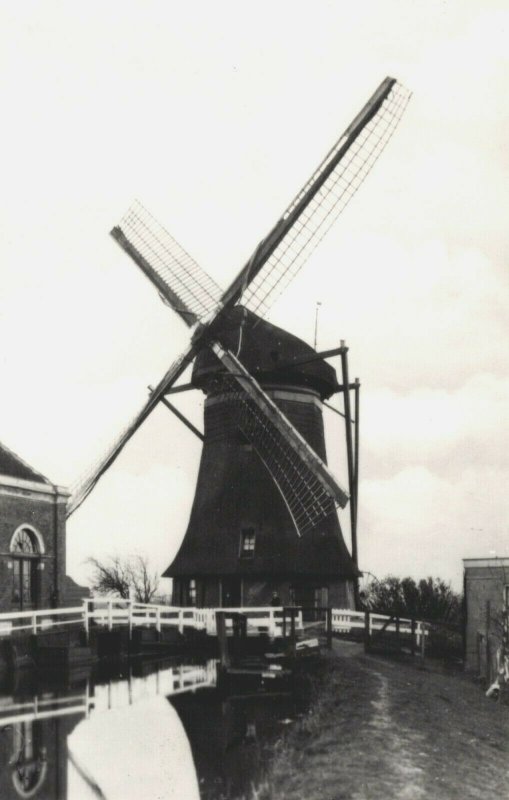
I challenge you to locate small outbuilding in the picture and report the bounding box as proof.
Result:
[463,557,509,673]
[0,441,87,612]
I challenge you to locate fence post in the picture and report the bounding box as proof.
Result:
[108,601,113,632]
[364,610,371,652]
[290,608,296,656]
[282,608,287,640]
[410,618,416,657]
[156,606,161,635]
[326,607,333,650]
[396,616,400,651]
[420,622,426,661]
[32,613,37,635]
[216,612,230,669]
[83,600,89,645]
[128,601,133,643]
[178,609,184,635]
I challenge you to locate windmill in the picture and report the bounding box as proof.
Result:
[67,77,411,609]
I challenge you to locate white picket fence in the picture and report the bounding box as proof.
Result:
[0,599,303,641]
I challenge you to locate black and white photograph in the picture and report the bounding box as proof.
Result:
[0,2,507,798]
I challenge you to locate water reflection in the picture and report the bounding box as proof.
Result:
[0,659,301,799]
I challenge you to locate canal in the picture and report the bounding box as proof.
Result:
[0,657,308,799]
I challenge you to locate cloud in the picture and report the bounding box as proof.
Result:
[1,1,508,595]
[360,465,509,588]
[362,373,509,479]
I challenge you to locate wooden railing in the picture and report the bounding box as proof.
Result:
[0,606,85,637]
[331,608,428,643]
[0,600,303,641]
[0,690,93,727]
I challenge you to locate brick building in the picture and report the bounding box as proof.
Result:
[0,441,84,613]
[463,557,509,672]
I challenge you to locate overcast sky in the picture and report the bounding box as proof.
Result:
[1,1,508,591]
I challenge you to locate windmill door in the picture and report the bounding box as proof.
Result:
[221,578,241,608]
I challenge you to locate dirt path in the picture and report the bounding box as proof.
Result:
[258,641,508,800]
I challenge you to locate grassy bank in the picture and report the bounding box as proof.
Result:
[250,643,509,800]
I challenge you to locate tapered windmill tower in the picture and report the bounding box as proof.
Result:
[166,306,358,608]
[67,77,411,609]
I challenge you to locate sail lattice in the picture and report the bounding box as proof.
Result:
[217,376,338,536]
[240,81,411,319]
[113,201,222,324]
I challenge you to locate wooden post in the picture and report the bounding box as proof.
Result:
[32,613,37,635]
[156,606,161,634]
[290,608,296,656]
[364,610,371,652]
[282,608,287,640]
[340,342,359,608]
[410,618,416,657]
[353,377,360,538]
[395,616,400,652]
[128,601,133,643]
[420,622,426,661]
[326,607,333,650]
[216,612,230,669]
[108,601,113,631]
[83,600,89,645]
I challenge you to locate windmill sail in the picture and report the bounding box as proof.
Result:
[211,343,348,534]
[111,201,222,326]
[66,342,197,517]
[222,78,411,318]
[70,77,410,520]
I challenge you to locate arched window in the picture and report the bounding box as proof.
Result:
[11,528,38,555]
[10,527,43,610]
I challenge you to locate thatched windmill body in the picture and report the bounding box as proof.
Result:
[67,78,411,609]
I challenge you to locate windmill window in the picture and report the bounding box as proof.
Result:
[188,579,197,606]
[240,529,256,558]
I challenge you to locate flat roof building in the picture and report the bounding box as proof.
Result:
[463,557,509,675]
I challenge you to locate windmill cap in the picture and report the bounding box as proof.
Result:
[193,306,339,399]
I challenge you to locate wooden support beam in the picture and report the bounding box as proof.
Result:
[353,377,360,552]
[340,342,359,608]
[324,400,357,422]
[278,346,345,370]
[149,386,204,441]
[164,382,196,396]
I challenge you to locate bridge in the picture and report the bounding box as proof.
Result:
[0,598,304,640]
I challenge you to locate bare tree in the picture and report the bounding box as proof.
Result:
[127,555,160,603]
[87,554,159,603]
